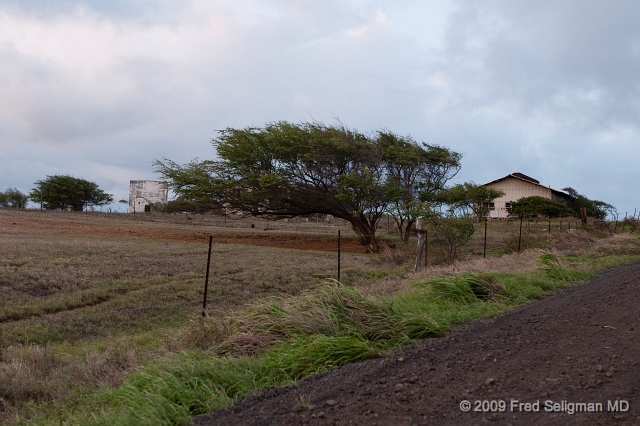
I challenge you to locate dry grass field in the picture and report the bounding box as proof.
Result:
[0,209,376,420]
[1,210,403,345]
[0,208,636,423]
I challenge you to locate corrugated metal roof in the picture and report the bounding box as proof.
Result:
[483,173,571,198]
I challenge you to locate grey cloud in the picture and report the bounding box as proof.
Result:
[438,0,640,133]
[0,0,165,21]
[1,1,639,214]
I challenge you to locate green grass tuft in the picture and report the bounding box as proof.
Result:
[262,335,381,381]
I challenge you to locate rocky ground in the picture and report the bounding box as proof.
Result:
[194,262,640,426]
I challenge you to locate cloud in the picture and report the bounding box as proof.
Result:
[346,9,390,37]
[0,0,168,21]
[0,0,639,215]
[435,0,640,134]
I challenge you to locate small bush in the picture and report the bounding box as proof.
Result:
[426,217,475,262]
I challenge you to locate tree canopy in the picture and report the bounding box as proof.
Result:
[30,175,113,211]
[0,188,29,208]
[508,196,576,219]
[380,131,461,242]
[562,187,615,220]
[441,182,505,221]
[155,121,462,252]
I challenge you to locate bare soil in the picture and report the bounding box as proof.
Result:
[0,212,366,252]
[194,262,640,426]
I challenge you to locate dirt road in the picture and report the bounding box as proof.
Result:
[194,262,640,426]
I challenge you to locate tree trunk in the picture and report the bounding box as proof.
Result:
[402,219,416,244]
[396,220,404,241]
[349,218,380,253]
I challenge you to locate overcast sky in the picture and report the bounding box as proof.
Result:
[1,0,639,216]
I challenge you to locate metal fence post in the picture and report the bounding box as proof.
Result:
[337,230,341,282]
[202,235,213,317]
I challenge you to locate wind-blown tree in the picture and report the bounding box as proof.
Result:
[155,121,461,253]
[562,187,615,220]
[0,188,29,208]
[380,131,462,243]
[30,175,113,211]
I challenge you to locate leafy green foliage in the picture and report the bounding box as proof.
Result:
[155,122,461,252]
[509,196,576,219]
[0,187,29,208]
[379,131,462,242]
[164,199,208,213]
[29,175,113,211]
[151,159,224,211]
[442,182,505,220]
[562,187,615,220]
[425,214,476,261]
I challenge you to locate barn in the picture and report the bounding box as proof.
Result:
[483,173,572,219]
[128,180,169,213]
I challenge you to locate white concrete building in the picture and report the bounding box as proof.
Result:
[129,180,169,213]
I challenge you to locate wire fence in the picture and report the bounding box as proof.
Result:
[5,209,640,327]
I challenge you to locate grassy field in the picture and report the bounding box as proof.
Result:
[1,235,365,345]
[1,209,638,424]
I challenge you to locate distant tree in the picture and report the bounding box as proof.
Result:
[0,188,29,208]
[562,187,614,220]
[154,121,461,252]
[442,182,505,221]
[508,196,576,219]
[29,175,113,211]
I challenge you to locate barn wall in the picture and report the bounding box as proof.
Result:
[485,177,552,218]
[129,181,169,213]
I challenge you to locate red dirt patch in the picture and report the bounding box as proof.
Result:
[0,213,367,253]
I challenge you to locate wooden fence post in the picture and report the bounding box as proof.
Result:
[483,218,488,258]
[414,219,426,272]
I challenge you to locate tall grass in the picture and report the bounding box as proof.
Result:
[5,208,640,425]
[15,249,623,425]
